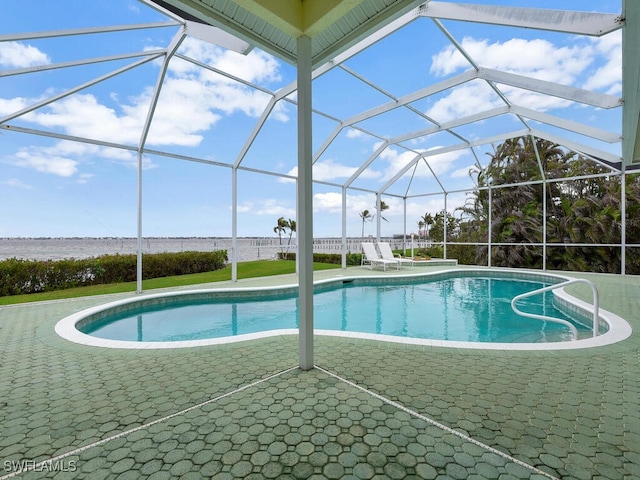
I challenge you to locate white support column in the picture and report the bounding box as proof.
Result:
[297,35,314,371]
[403,198,407,254]
[295,182,299,275]
[542,179,547,271]
[621,172,626,275]
[443,193,448,259]
[231,167,238,282]
[488,187,492,268]
[342,187,347,269]
[376,194,382,242]
[136,151,143,294]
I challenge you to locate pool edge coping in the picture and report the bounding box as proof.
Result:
[54,268,633,351]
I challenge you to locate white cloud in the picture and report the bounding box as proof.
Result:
[131,83,224,146]
[282,159,382,183]
[425,81,502,124]
[0,97,29,116]
[426,80,575,123]
[283,146,468,190]
[237,199,295,217]
[3,178,32,189]
[582,31,622,95]
[377,146,420,181]
[450,164,479,180]
[2,37,285,150]
[313,192,424,229]
[423,148,469,175]
[404,193,467,223]
[4,140,153,177]
[427,35,619,122]
[346,128,364,139]
[76,173,95,184]
[177,37,282,85]
[12,150,78,177]
[313,191,385,218]
[431,37,592,84]
[313,192,344,214]
[378,145,467,182]
[30,94,143,144]
[0,41,50,69]
[405,199,445,224]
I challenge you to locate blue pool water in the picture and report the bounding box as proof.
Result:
[81,276,594,343]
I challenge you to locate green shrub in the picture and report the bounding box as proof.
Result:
[0,250,228,297]
[277,252,362,266]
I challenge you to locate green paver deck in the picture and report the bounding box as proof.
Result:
[0,266,639,479]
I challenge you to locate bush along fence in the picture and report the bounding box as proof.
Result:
[278,252,362,265]
[0,250,228,296]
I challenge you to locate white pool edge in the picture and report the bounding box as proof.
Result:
[54,269,633,351]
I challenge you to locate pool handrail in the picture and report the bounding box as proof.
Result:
[511,279,600,340]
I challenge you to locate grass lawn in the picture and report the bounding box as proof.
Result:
[0,260,341,306]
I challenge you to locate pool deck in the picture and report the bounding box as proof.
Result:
[0,265,639,479]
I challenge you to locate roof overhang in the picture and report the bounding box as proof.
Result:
[146,0,425,66]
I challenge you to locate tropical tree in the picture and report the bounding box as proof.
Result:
[359,209,373,238]
[420,212,434,239]
[375,200,390,222]
[273,217,288,250]
[285,219,296,255]
[273,217,296,256]
[457,136,627,272]
[429,210,459,243]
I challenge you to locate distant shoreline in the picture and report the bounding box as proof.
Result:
[0,236,405,262]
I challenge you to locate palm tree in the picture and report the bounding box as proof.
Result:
[359,209,373,238]
[375,200,390,222]
[273,216,288,252]
[285,219,296,255]
[274,217,297,257]
[421,213,434,239]
[457,135,627,272]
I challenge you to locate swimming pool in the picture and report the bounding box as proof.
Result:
[56,269,630,350]
[81,276,590,342]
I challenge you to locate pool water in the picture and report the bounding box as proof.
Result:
[81,277,593,343]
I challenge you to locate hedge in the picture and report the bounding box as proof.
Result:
[277,252,362,265]
[0,250,228,296]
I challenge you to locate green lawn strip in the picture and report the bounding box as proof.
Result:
[0,260,340,306]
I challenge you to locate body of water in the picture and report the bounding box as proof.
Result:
[0,237,408,262]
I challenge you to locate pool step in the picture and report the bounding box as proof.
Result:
[412,259,458,266]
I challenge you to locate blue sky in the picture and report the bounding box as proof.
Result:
[0,0,623,238]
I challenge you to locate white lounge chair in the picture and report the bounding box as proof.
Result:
[361,242,398,271]
[377,242,414,269]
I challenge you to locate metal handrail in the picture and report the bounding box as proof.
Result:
[511,279,600,341]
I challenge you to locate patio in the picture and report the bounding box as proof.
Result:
[1,266,639,479]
